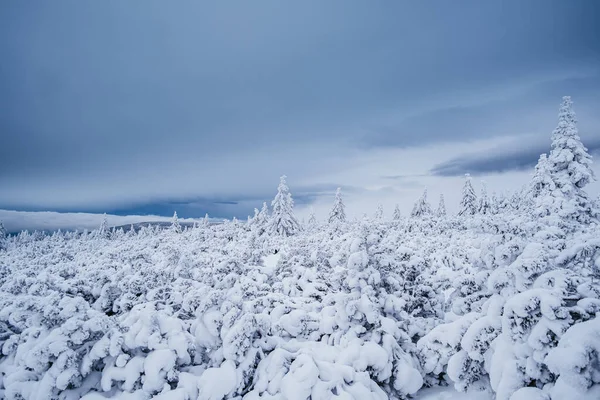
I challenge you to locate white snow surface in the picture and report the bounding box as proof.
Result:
[414,386,492,400]
[0,205,598,400]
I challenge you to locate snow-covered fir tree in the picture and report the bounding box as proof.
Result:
[411,188,432,217]
[328,187,346,224]
[436,194,446,217]
[248,208,260,230]
[97,213,109,239]
[496,191,510,213]
[126,224,136,238]
[308,207,317,226]
[171,211,182,233]
[374,203,384,220]
[489,191,499,215]
[393,204,402,220]
[268,175,301,236]
[526,153,556,217]
[0,220,6,249]
[529,154,554,199]
[478,181,491,215]
[548,96,596,222]
[510,187,525,212]
[458,174,477,216]
[252,202,270,235]
[260,202,269,223]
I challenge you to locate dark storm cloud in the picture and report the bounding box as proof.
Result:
[430,136,600,177]
[1,0,599,216]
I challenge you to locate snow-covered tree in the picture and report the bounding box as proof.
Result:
[489,192,499,215]
[548,96,596,222]
[496,191,511,213]
[202,213,210,227]
[526,153,556,217]
[328,187,346,224]
[509,186,527,212]
[248,208,260,230]
[546,317,600,399]
[126,224,136,238]
[110,227,124,240]
[251,202,270,236]
[529,154,554,199]
[0,220,7,250]
[259,202,269,220]
[478,181,491,215]
[411,189,432,217]
[171,211,182,233]
[268,175,301,236]
[97,213,109,239]
[308,207,317,226]
[374,203,384,220]
[458,174,477,216]
[436,194,446,217]
[393,204,402,220]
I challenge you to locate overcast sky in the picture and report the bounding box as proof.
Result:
[1,0,600,229]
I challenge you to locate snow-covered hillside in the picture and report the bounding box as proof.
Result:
[0,97,599,399]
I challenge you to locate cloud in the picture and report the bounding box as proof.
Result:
[430,135,600,177]
[363,73,600,150]
[1,1,600,217]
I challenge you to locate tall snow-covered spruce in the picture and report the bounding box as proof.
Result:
[548,96,596,222]
[328,187,347,224]
[268,175,301,236]
[458,174,477,216]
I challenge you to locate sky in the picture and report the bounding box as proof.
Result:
[1,0,600,230]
